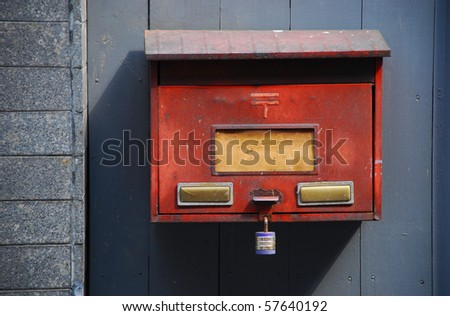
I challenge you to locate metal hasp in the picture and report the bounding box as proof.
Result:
[253,196,280,203]
[145,30,390,223]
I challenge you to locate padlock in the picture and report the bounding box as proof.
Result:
[255,216,276,255]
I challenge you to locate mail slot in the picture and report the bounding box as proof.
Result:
[145,30,390,222]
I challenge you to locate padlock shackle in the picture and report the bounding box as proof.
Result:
[263,215,269,233]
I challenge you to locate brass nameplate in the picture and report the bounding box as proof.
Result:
[180,186,230,203]
[214,129,315,173]
[177,182,233,206]
[297,181,354,206]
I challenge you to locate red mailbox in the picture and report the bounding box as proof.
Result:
[145,30,390,223]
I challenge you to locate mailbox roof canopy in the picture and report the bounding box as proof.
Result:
[145,30,390,61]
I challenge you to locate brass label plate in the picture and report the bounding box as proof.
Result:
[177,182,233,206]
[297,181,354,206]
[214,129,315,173]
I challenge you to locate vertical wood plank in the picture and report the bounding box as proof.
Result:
[362,0,434,295]
[291,0,362,30]
[148,0,221,295]
[433,0,450,295]
[88,0,149,295]
[150,0,220,30]
[219,223,290,295]
[289,222,361,295]
[289,2,363,295]
[220,0,290,30]
[149,224,219,295]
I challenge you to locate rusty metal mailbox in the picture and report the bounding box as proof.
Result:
[145,30,390,223]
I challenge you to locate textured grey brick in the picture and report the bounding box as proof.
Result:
[71,20,86,69]
[72,0,87,22]
[0,157,72,200]
[73,200,84,244]
[0,289,71,296]
[0,22,70,67]
[0,0,69,21]
[74,112,86,156]
[0,245,71,289]
[0,112,72,155]
[72,66,87,114]
[0,201,71,245]
[0,67,71,111]
[73,156,84,201]
[73,245,84,286]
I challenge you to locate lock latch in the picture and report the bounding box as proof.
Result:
[251,189,281,204]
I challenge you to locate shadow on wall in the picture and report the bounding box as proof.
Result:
[217,221,360,295]
[89,50,361,296]
[89,50,151,296]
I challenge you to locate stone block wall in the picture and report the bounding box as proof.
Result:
[0,0,86,295]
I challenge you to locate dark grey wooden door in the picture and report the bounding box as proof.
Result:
[88,0,449,295]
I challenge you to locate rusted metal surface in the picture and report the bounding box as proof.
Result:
[148,30,389,223]
[150,212,376,223]
[151,83,375,222]
[145,30,391,60]
[373,58,383,220]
